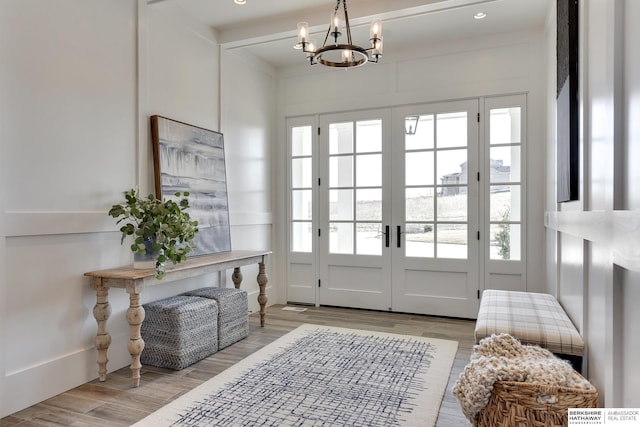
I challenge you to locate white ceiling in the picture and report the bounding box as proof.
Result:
[150,0,551,68]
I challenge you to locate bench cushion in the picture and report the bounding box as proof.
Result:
[475,289,584,356]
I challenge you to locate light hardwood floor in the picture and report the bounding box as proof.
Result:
[1,304,475,426]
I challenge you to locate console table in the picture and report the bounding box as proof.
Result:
[85,250,270,387]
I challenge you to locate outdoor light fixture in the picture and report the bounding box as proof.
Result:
[405,116,420,135]
[295,0,383,68]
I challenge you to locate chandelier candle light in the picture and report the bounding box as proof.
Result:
[296,0,383,68]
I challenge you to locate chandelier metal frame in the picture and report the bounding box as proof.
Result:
[296,0,383,68]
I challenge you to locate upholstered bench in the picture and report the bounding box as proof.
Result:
[475,289,584,370]
[182,287,249,349]
[140,295,219,370]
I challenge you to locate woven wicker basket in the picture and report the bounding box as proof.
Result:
[477,378,598,427]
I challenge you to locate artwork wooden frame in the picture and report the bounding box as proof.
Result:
[556,0,579,202]
[150,115,232,256]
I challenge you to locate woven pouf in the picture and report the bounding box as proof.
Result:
[141,295,219,370]
[182,287,249,349]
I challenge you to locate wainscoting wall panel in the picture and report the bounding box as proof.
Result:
[546,211,640,273]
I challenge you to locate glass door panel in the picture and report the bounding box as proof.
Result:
[405,225,434,258]
[291,222,312,253]
[489,146,521,182]
[406,152,435,186]
[405,187,435,221]
[490,224,521,261]
[483,94,527,292]
[404,111,470,260]
[356,154,382,187]
[291,190,312,220]
[328,119,383,256]
[329,156,353,187]
[287,118,317,304]
[329,122,353,154]
[292,126,312,156]
[290,125,313,254]
[436,224,468,259]
[356,120,382,152]
[405,115,434,150]
[488,106,523,261]
[356,223,382,256]
[356,189,381,221]
[330,223,354,254]
[437,189,468,222]
[489,185,521,221]
[437,112,468,148]
[437,149,468,184]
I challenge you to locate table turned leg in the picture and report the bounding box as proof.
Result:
[232,266,243,289]
[257,259,268,327]
[92,280,112,381]
[125,289,145,387]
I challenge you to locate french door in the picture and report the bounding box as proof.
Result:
[391,100,480,317]
[286,96,525,318]
[317,109,392,311]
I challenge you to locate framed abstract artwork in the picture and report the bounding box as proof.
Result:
[150,115,231,256]
[556,0,579,202]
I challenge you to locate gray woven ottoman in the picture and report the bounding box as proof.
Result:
[141,295,219,370]
[182,287,249,349]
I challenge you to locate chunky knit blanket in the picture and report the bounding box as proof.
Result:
[452,334,592,426]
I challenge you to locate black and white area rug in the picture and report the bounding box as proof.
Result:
[133,324,458,427]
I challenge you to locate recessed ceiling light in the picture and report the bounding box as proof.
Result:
[234,0,246,5]
[474,12,487,20]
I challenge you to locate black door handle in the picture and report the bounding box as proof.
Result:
[385,225,390,247]
[397,226,402,248]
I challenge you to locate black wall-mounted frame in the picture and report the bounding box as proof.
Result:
[556,0,579,202]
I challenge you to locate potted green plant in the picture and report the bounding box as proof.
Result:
[108,188,199,279]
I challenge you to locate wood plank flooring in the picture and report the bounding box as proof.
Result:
[1,304,475,426]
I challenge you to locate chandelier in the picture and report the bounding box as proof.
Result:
[295,0,383,68]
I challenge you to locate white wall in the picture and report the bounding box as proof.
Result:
[220,49,277,310]
[1,0,139,416]
[545,0,640,407]
[275,28,548,300]
[0,0,274,417]
[144,1,223,298]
